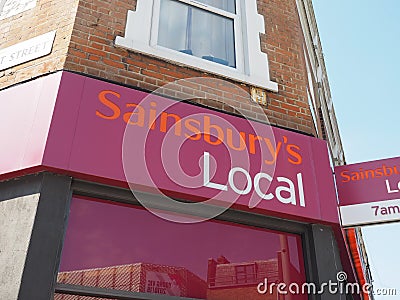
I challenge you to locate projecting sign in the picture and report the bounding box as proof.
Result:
[335,157,400,227]
[0,0,37,20]
[0,31,56,71]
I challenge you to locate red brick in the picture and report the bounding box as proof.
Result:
[1,0,315,136]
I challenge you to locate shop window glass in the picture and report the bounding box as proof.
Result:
[55,197,307,299]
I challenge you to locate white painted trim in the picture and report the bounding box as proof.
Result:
[177,0,236,18]
[226,0,242,72]
[115,0,278,91]
[149,0,161,48]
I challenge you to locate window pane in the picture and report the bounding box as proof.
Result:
[195,0,236,13]
[235,264,255,284]
[158,0,236,68]
[57,197,307,299]
[158,0,189,53]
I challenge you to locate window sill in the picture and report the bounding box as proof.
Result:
[115,36,278,92]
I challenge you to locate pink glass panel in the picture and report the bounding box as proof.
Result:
[57,197,307,299]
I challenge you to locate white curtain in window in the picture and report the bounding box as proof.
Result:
[158,0,236,67]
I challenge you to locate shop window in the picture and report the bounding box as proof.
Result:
[115,0,278,91]
[55,197,307,299]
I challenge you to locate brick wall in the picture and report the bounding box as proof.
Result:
[260,0,314,133]
[1,0,315,136]
[0,0,79,88]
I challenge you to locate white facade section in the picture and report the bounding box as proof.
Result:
[115,0,278,92]
[0,0,36,20]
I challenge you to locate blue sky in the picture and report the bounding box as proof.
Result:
[313,1,400,298]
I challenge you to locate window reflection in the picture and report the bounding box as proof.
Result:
[56,197,307,299]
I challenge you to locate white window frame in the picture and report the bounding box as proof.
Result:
[115,0,278,92]
[151,0,241,71]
